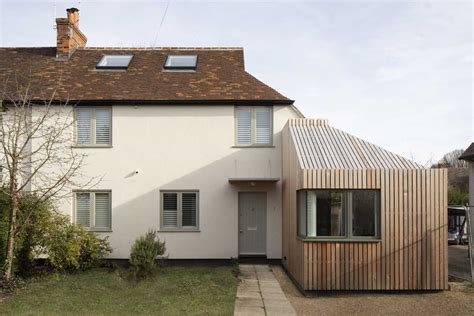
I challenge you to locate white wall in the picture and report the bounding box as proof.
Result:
[52,104,299,259]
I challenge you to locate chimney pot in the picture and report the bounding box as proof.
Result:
[66,7,80,27]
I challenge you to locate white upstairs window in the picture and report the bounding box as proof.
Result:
[235,107,272,146]
[74,191,112,231]
[74,108,112,146]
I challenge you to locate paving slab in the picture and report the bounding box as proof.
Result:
[261,292,288,300]
[266,304,299,316]
[234,264,296,316]
[234,306,266,316]
[235,297,264,308]
[237,288,262,299]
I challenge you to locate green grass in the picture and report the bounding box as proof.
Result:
[0,265,238,315]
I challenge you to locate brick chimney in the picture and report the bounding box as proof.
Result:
[56,8,87,60]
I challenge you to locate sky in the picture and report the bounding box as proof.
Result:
[1,0,472,165]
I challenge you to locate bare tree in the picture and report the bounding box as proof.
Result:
[438,149,468,168]
[0,75,96,280]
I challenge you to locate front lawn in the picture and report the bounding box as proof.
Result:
[0,265,238,315]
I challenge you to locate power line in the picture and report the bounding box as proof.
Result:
[152,0,171,47]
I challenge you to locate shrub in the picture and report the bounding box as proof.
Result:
[16,195,55,275]
[0,189,112,275]
[43,215,112,271]
[129,230,166,278]
[0,188,10,265]
[0,189,55,276]
[78,229,113,270]
[0,273,25,294]
[448,185,469,205]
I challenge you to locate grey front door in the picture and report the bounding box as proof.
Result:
[239,192,266,256]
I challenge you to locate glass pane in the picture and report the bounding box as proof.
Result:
[95,193,111,229]
[307,191,317,237]
[76,193,91,227]
[352,190,377,237]
[76,109,91,144]
[97,55,133,68]
[236,109,252,145]
[164,55,197,68]
[255,108,271,144]
[162,193,178,228]
[298,191,307,237]
[95,109,111,145]
[316,191,345,237]
[182,193,197,227]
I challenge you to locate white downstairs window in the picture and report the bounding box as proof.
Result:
[74,107,112,146]
[235,107,273,146]
[74,191,112,231]
[160,191,199,231]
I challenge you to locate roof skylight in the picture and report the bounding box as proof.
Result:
[96,55,134,70]
[164,55,198,70]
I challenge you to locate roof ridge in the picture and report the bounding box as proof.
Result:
[81,47,244,51]
[0,47,244,51]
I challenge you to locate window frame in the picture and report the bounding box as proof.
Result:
[163,55,198,70]
[297,189,381,241]
[159,190,200,231]
[73,190,112,232]
[234,106,273,147]
[96,54,134,70]
[73,107,112,147]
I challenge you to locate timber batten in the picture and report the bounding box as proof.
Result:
[282,119,448,291]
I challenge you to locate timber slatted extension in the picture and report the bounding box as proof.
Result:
[282,118,448,291]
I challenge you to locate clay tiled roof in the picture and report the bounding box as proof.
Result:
[0,47,292,104]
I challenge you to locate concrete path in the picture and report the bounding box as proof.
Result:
[234,264,297,316]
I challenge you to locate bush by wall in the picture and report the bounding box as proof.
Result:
[41,214,112,271]
[0,188,112,275]
[129,230,166,278]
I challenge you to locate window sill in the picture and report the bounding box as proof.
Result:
[72,145,113,148]
[158,229,200,233]
[90,230,113,233]
[297,236,381,243]
[232,145,275,148]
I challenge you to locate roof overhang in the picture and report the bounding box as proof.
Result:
[448,206,466,216]
[2,99,295,106]
[228,177,280,184]
[458,143,474,161]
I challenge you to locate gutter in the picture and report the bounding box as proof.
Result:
[2,99,295,106]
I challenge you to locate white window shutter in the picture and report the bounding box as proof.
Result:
[255,108,271,144]
[163,193,178,228]
[94,193,111,229]
[76,109,92,144]
[95,109,111,145]
[76,193,91,227]
[181,193,197,227]
[236,108,252,145]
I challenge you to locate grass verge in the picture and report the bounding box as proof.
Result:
[0,265,237,315]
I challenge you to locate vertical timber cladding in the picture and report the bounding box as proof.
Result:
[301,168,448,290]
[282,120,305,287]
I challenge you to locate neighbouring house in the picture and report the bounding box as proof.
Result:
[459,143,474,282]
[459,143,474,206]
[0,8,448,290]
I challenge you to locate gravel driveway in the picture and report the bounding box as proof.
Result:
[272,265,474,316]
